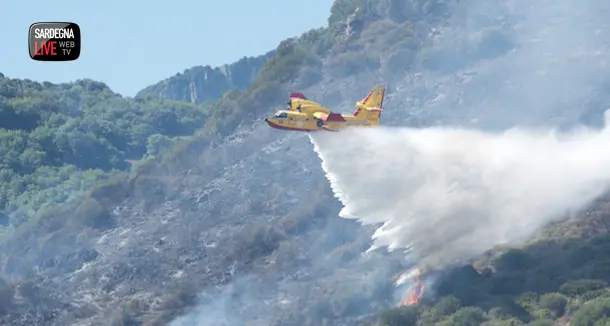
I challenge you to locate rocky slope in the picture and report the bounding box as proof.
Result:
[136,51,275,104]
[3,0,610,325]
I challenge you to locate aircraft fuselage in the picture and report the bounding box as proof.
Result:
[265,110,376,132]
[265,87,384,132]
[265,111,323,132]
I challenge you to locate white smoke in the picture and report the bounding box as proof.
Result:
[310,111,610,269]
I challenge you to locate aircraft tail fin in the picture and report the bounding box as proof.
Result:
[353,87,384,125]
[290,92,307,100]
[360,87,385,110]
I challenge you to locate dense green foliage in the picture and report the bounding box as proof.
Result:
[376,233,610,326]
[0,77,208,224]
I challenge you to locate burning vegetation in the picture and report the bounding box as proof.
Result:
[397,268,425,306]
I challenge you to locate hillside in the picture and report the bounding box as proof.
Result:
[0,76,210,226]
[1,0,610,325]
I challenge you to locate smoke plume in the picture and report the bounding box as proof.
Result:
[310,114,610,269]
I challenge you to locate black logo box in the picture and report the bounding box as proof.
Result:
[29,22,81,61]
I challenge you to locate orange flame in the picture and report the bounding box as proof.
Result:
[398,269,425,306]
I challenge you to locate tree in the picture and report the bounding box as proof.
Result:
[538,293,567,316]
[528,319,553,326]
[442,307,486,326]
[571,297,610,326]
[146,134,175,156]
[378,306,419,326]
[435,295,462,316]
[560,279,607,297]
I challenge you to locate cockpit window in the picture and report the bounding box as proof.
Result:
[274,112,288,118]
[287,100,292,109]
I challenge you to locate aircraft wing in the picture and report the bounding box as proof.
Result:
[313,111,346,121]
[312,111,328,119]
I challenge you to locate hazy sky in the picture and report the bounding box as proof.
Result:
[1,0,333,96]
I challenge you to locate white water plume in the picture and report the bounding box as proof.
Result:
[310,112,610,269]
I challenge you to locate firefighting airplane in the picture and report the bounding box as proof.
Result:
[265,87,385,132]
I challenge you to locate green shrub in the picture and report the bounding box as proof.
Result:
[571,297,610,326]
[441,307,487,326]
[378,306,419,326]
[581,289,610,301]
[435,295,462,316]
[527,319,553,326]
[68,197,115,230]
[531,308,555,320]
[560,279,607,297]
[538,293,567,316]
